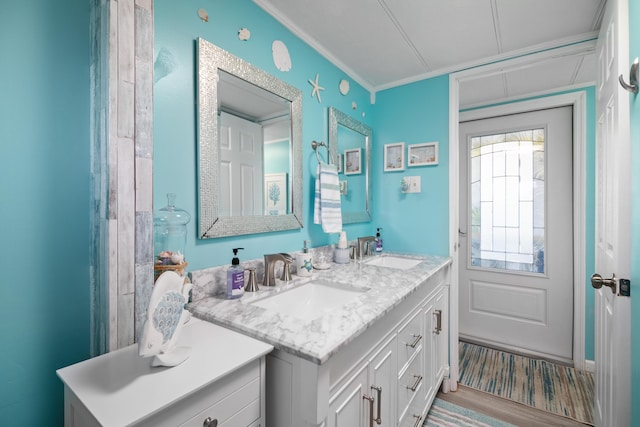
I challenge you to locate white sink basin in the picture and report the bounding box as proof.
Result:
[251,281,367,320]
[361,255,422,270]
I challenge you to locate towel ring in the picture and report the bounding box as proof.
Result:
[311,140,336,165]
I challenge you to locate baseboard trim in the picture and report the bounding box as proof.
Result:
[584,359,595,373]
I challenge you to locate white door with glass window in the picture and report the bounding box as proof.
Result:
[593,0,631,424]
[459,106,574,362]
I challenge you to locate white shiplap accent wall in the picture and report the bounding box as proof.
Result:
[97,0,154,351]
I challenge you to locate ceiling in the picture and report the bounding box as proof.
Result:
[253,0,606,108]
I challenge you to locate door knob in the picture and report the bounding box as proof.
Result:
[591,273,616,294]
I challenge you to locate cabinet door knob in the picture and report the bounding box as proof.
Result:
[203,417,218,427]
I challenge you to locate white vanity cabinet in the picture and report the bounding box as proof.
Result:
[266,264,450,427]
[57,318,273,427]
[327,334,397,427]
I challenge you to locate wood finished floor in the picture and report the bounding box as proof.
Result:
[437,385,589,426]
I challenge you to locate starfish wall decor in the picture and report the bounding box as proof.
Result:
[308,73,324,103]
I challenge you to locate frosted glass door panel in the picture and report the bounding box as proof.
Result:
[469,129,545,273]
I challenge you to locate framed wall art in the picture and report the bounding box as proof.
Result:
[383,142,405,172]
[408,142,438,166]
[264,173,287,215]
[344,148,362,175]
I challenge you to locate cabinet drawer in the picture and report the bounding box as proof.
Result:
[136,358,263,427]
[397,349,423,423]
[396,308,423,372]
[399,408,425,427]
[181,376,261,427]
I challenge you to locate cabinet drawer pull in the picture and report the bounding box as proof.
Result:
[434,309,442,335]
[203,417,218,427]
[406,374,423,392]
[412,414,423,427]
[363,394,374,427]
[405,334,422,348]
[371,385,382,425]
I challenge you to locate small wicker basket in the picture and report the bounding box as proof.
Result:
[153,261,188,283]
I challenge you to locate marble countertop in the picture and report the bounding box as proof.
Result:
[189,253,451,364]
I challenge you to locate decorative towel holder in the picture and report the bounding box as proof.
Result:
[312,140,336,165]
[619,57,639,94]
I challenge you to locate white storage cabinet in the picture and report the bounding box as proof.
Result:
[57,319,273,427]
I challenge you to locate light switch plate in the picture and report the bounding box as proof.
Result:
[403,176,421,193]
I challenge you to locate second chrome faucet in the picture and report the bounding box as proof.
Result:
[357,236,376,259]
[263,253,294,286]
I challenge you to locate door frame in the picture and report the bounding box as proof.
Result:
[448,48,594,388]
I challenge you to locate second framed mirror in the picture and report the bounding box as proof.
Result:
[328,107,372,224]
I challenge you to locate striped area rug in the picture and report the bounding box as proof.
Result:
[458,342,594,425]
[425,398,516,426]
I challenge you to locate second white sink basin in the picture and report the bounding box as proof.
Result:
[361,255,422,270]
[251,281,367,320]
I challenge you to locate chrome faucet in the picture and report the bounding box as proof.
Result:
[357,236,376,259]
[263,253,294,286]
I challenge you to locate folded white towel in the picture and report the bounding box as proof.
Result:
[313,161,342,233]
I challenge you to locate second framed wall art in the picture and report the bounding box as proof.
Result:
[408,142,438,166]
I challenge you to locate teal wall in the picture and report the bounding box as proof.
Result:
[0,0,91,425]
[372,75,451,256]
[628,1,640,423]
[264,140,290,175]
[154,0,376,269]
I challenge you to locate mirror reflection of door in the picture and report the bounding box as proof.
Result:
[219,111,263,216]
[217,69,292,218]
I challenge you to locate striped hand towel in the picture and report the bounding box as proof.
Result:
[313,161,342,233]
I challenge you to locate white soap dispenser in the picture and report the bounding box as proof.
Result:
[334,231,350,264]
[337,231,348,249]
[296,240,313,277]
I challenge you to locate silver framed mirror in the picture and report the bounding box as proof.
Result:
[328,107,372,224]
[197,38,303,238]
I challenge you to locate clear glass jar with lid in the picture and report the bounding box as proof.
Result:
[154,193,191,267]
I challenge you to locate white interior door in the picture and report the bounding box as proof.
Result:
[219,111,263,216]
[593,0,631,424]
[459,106,574,363]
